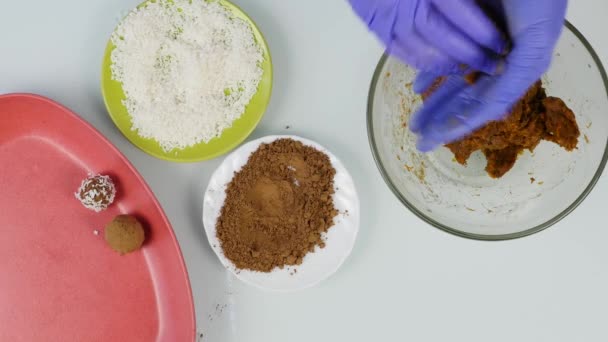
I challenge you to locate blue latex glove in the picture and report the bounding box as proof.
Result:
[349,0,507,74]
[410,0,568,152]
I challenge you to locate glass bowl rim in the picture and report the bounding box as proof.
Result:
[367,21,608,241]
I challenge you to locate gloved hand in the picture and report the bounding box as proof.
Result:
[410,0,568,152]
[349,0,507,74]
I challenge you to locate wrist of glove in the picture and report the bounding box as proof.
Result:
[349,0,507,74]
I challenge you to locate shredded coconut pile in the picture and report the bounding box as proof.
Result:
[110,0,264,152]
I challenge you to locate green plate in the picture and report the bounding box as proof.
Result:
[101,0,273,162]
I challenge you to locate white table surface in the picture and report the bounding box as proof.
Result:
[1,1,607,341]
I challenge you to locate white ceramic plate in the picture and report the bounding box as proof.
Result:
[202,135,360,292]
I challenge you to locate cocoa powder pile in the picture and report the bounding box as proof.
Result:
[216,138,338,272]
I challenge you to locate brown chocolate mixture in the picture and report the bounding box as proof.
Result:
[216,139,338,272]
[423,77,580,178]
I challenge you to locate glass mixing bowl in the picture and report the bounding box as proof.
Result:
[368,22,608,240]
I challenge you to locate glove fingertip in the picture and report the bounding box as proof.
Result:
[410,75,468,133]
[416,136,440,153]
[410,104,433,133]
[409,114,423,133]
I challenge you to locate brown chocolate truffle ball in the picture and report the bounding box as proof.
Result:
[75,174,116,212]
[104,215,145,254]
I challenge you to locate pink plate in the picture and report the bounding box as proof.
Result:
[0,94,195,342]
